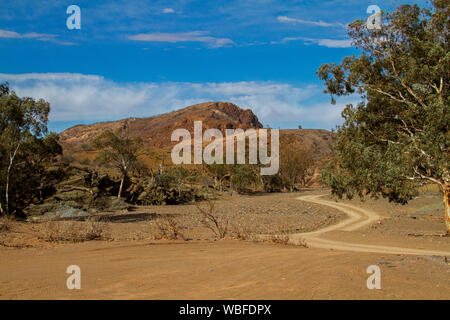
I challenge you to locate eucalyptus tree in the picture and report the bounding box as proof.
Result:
[318,1,449,233]
[0,83,62,215]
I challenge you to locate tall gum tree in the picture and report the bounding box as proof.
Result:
[0,83,62,215]
[318,1,449,234]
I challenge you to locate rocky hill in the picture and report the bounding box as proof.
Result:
[58,101,335,188]
[279,129,335,161]
[59,101,335,171]
[59,102,263,150]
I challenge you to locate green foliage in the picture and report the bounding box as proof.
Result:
[231,165,258,192]
[279,138,313,191]
[0,82,9,96]
[262,174,284,193]
[171,166,189,191]
[206,163,232,191]
[93,130,143,175]
[152,172,176,189]
[93,129,144,197]
[318,1,449,205]
[132,173,203,206]
[0,83,62,215]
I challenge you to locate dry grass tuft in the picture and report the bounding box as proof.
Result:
[0,215,14,233]
[294,237,309,248]
[38,217,107,243]
[267,234,290,245]
[230,222,254,240]
[261,234,309,247]
[152,216,185,240]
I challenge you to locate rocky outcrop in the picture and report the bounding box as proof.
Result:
[59,102,263,150]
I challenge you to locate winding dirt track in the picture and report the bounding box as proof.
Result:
[292,195,450,256]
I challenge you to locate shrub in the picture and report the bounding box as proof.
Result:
[0,215,13,232]
[38,217,106,242]
[132,173,206,205]
[231,165,259,192]
[195,200,228,239]
[153,216,185,240]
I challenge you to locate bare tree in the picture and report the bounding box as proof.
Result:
[195,199,228,239]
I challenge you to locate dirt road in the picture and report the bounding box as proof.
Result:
[293,195,450,256]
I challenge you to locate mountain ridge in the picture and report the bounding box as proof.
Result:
[59,101,335,166]
[59,101,264,149]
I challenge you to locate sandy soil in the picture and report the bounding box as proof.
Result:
[0,190,449,300]
[292,194,450,255]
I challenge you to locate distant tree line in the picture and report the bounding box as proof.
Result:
[0,82,318,216]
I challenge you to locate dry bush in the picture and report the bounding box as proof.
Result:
[267,234,290,245]
[84,217,106,240]
[295,237,309,248]
[265,224,291,244]
[39,217,107,243]
[229,221,255,240]
[152,216,185,240]
[257,224,309,247]
[195,200,228,239]
[0,215,14,233]
[262,234,309,247]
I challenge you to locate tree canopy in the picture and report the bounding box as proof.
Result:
[0,83,62,215]
[93,129,144,198]
[318,1,449,233]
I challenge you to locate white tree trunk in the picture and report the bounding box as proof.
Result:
[118,176,125,199]
[5,144,20,215]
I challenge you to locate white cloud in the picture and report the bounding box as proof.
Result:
[277,16,342,28]
[0,28,76,45]
[127,31,234,47]
[162,8,175,14]
[279,36,352,48]
[37,38,77,46]
[304,38,352,48]
[0,29,56,39]
[0,73,103,82]
[0,73,355,129]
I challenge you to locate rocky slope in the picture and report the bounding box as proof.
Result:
[59,102,263,150]
[59,101,336,187]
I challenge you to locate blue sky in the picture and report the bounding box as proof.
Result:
[0,0,424,132]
